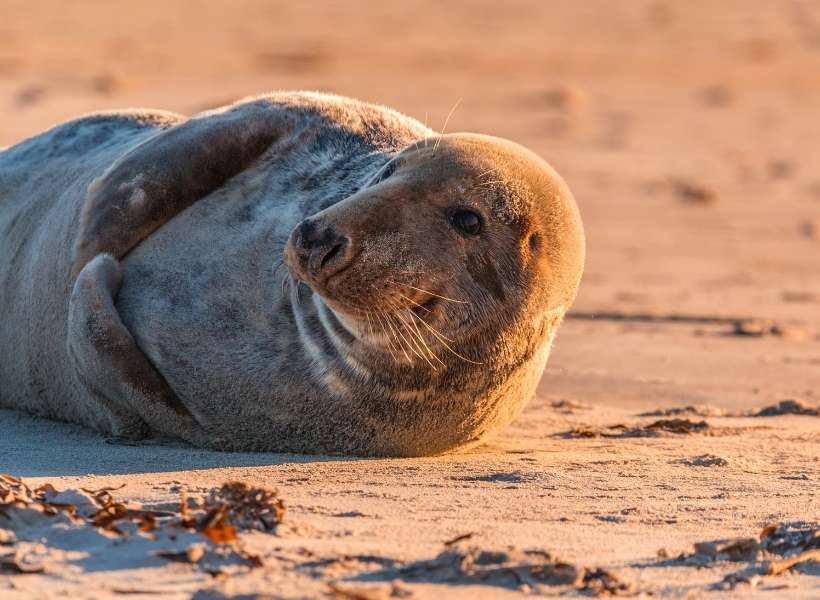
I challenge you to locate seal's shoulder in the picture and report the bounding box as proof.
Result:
[1,109,185,165]
[211,92,432,151]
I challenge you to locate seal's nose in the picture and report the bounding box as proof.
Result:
[291,219,351,280]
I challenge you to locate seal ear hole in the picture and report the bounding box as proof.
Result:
[528,232,541,251]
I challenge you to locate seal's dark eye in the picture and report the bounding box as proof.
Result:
[451,209,482,236]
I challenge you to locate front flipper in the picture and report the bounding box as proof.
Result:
[68,254,207,443]
[72,101,292,275]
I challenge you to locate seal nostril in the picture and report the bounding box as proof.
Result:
[320,241,344,270]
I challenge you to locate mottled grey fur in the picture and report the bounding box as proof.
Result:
[0,92,584,456]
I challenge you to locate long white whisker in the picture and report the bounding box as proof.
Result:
[433,97,463,154]
[398,293,431,314]
[403,309,445,368]
[381,311,412,362]
[375,311,401,361]
[410,309,455,343]
[414,314,483,365]
[393,307,438,370]
[386,280,468,304]
[389,313,426,364]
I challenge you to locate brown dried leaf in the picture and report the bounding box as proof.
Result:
[90,503,129,533]
[201,522,238,545]
[137,512,158,533]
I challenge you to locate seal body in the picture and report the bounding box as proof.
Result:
[0,92,584,456]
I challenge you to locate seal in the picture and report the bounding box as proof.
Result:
[0,92,584,456]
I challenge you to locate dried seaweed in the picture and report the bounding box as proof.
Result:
[645,419,709,434]
[753,399,819,417]
[579,568,634,596]
[393,547,581,588]
[731,319,809,340]
[638,405,725,418]
[759,522,820,555]
[563,426,613,438]
[677,454,728,467]
[561,419,710,439]
[0,475,282,576]
[357,546,638,595]
[204,482,286,532]
[679,522,820,589]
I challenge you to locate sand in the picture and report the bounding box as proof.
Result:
[1,1,818,598]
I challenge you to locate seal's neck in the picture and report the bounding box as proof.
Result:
[289,282,545,395]
[289,285,389,389]
[287,282,560,455]
[290,284,484,390]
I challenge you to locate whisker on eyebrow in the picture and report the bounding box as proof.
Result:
[433,97,463,154]
[423,111,430,149]
[476,167,501,179]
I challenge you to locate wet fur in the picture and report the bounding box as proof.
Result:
[0,92,584,456]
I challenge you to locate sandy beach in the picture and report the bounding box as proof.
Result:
[1,1,818,597]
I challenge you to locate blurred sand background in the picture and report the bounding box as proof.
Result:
[0,1,818,598]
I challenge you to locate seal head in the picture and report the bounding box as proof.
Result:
[284,133,585,374]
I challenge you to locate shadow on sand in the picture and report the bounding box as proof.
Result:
[0,409,359,477]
